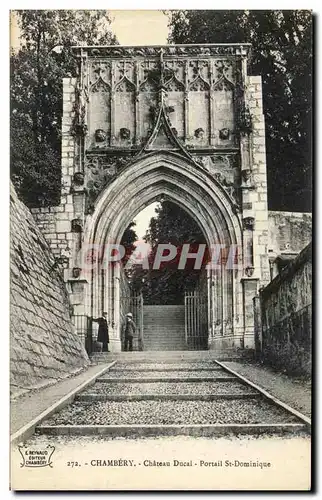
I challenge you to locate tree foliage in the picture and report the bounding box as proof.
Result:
[11,10,117,207]
[129,201,207,305]
[167,10,312,212]
[121,221,138,265]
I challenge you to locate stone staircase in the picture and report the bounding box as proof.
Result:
[142,305,187,351]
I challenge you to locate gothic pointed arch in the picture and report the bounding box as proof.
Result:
[83,151,244,340]
[164,76,185,92]
[85,151,242,249]
[138,104,192,160]
[213,76,235,92]
[189,74,210,91]
[90,76,110,93]
[139,77,158,92]
[115,76,136,92]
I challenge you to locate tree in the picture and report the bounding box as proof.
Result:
[120,221,138,266]
[10,10,117,207]
[129,201,207,304]
[167,10,312,212]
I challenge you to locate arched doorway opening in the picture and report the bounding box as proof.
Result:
[119,199,209,351]
[83,151,243,352]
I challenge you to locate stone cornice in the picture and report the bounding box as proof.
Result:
[71,44,252,59]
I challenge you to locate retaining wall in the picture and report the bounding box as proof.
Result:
[256,242,312,376]
[10,184,89,398]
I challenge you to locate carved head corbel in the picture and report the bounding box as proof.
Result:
[194,128,204,139]
[73,172,85,186]
[166,105,175,114]
[71,218,83,233]
[72,267,82,279]
[219,128,230,140]
[120,128,131,140]
[243,216,255,231]
[241,169,252,184]
[245,266,255,277]
[95,129,107,143]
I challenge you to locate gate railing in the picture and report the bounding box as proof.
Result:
[184,290,208,350]
[132,292,144,351]
[73,314,93,355]
[119,291,144,351]
[119,266,144,351]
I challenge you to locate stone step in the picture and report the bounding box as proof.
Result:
[90,350,249,362]
[143,326,185,330]
[143,320,184,324]
[143,333,185,336]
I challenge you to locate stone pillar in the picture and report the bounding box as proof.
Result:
[110,263,122,352]
[253,294,262,357]
[241,277,258,348]
[247,76,270,287]
[236,74,269,349]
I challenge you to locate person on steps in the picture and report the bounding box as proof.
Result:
[123,312,136,352]
[92,312,110,352]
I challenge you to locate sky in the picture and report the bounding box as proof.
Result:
[110,10,169,46]
[109,11,169,240]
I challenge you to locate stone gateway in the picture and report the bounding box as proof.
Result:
[30,44,277,352]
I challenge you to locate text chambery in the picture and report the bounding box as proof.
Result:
[89,458,272,469]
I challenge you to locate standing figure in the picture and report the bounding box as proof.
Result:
[123,312,136,352]
[92,312,110,352]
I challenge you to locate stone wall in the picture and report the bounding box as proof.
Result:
[268,211,312,254]
[236,75,270,349]
[30,78,77,261]
[10,185,89,398]
[256,242,312,376]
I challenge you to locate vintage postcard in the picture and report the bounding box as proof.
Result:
[10,9,312,491]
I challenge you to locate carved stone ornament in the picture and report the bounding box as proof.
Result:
[195,154,238,174]
[73,172,85,186]
[72,121,88,137]
[241,169,253,186]
[171,127,178,137]
[74,45,251,59]
[243,216,255,231]
[72,267,82,279]
[71,81,88,137]
[71,218,83,233]
[95,129,107,143]
[194,128,205,139]
[166,105,175,114]
[219,128,230,140]
[149,106,157,122]
[120,127,131,140]
[241,169,252,183]
[237,103,252,134]
[245,266,255,277]
[193,156,240,207]
[85,155,132,209]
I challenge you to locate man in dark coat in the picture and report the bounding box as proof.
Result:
[92,312,109,352]
[122,313,136,352]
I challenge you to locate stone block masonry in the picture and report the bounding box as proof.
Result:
[30,78,77,264]
[256,242,312,377]
[268,211,312,254]
[10,184,89,398]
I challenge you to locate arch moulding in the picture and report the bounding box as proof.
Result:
[81,151,245,351]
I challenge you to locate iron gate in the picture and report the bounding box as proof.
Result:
[120,291,144,351]
[184,289,208,350]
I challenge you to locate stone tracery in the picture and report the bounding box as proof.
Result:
[55,43,269,351]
